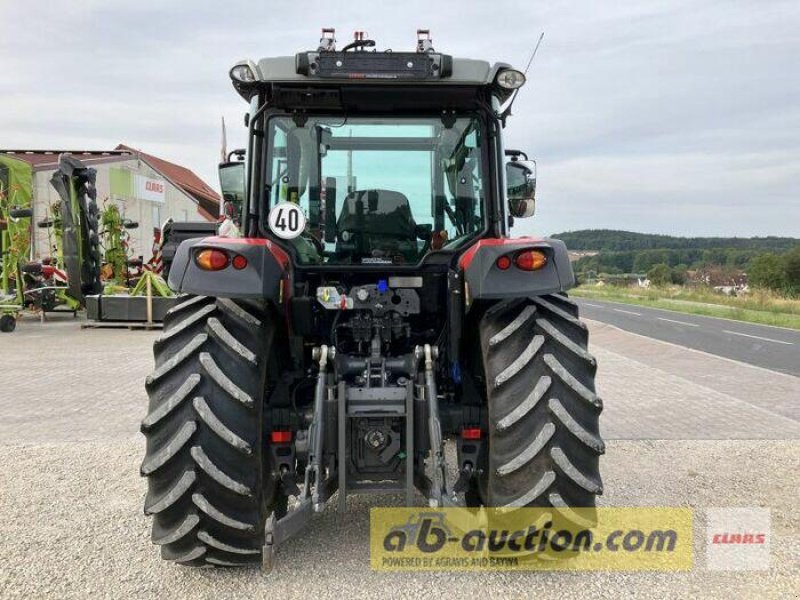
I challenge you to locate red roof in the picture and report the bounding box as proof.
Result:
[0,146,220,220]
[116,144,219,219]
[0,149,134,169]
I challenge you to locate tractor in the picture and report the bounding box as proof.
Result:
[141,29,604,569]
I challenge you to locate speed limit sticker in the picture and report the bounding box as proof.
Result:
[268,202,306,239]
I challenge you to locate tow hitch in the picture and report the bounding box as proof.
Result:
[262,343,460,572]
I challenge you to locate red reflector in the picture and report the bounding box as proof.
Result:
[461,428,482,440]
[232,254,248,270]
[514,250,547,271]
[270,430,292,443]
[195,248,229,271]
[495,255,511,270]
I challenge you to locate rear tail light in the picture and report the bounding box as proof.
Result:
[461,428,482,440]
[494,249,548,272]
[231,254,248,270]
[270,430,292,444]
[514,249,547,271]
[195,248,230,271]
[195,248,248,271]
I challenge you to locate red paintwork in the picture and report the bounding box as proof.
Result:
[38,264,67,281]
[203,236,267,245]
[458,237,545,270]
[266,241,290,269]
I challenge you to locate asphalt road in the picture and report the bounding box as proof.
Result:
[574,298,800,377]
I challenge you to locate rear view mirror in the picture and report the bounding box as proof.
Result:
[218,161,246,219]
[506,159,537,219]
[222,201,236,219]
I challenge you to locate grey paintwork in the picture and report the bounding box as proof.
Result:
[230,55,514,100]
[463,238,575,301]
[167,234,575,306]
[252,55,509,85]
[167,237,285,300]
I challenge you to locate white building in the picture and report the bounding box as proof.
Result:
[0,145,219,262]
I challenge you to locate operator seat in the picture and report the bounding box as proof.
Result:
[335,189,419,260]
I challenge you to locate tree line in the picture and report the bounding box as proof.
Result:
[553,229,797,252]
[572,247,767,274]
[556,230,800,295]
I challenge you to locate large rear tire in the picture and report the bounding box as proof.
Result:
[141,295,283,566]
[477,294,604,524]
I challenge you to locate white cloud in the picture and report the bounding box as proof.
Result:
[1,0,798,236]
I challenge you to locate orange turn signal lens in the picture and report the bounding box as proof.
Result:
[514,249,547,271]
[195,248,229,271]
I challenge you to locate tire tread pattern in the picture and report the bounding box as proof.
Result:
[479,293,604,522]
[141,295,279,567]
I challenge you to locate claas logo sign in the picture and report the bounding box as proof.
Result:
[135,175,165,203]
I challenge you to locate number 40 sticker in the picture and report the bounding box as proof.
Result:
[268,202,306,240]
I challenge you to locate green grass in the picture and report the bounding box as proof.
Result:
[571,285,800,330]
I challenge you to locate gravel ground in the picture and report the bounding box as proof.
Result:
[1,440,797,599]
[0,315,797,599]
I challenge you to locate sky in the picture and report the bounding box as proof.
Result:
[1,0,798,238]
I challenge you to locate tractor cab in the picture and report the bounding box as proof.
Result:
[218,29,534,269]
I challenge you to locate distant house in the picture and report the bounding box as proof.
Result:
[0,146,219,261]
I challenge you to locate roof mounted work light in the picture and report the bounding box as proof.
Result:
[495,68,526,90]
[230,61,257,83]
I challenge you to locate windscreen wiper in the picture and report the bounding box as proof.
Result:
[437,196,463,237]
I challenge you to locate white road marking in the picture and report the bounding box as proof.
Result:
[657,317,699,327]
[584,318,800,379]
[613,308,642,316]
[722,330,794,345]
[583,303,603,308]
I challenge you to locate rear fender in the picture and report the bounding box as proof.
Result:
[168,237,289,300]
[459,237,574,301]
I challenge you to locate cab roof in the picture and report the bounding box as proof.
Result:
[231,53,513,102]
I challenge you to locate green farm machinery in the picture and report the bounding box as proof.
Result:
[0,155,33,332]
[1,153,173,331]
